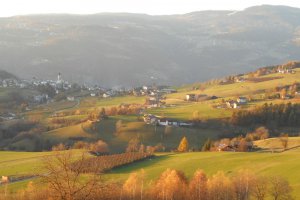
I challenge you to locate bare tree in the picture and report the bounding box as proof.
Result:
[251,176,268,200]
[279,134,289,150]
[40,151,101,200]
[269,176,293,200]
[232,170,254,200]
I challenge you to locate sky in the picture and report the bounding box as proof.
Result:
[2,0,300,17]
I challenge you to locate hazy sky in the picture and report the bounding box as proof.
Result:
[2,0,300,17]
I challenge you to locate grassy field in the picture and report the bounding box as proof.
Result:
[254,137,300,152]
[175,68,300,98]
[149,101,232,120]
[1,143,300,197]
[91,118,220,152]
[107,149,300,198]
[44,122,93,141]
[78,96,144,110]
[0,151,53,176]
[0,150,86,192]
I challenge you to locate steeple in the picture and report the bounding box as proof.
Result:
[57,72,62,82]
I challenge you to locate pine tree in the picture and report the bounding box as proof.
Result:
[201,139,212,151]
[178,136,189,152]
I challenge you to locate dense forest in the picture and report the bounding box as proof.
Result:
[231,103,300,128]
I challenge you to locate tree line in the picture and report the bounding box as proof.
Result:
[2,151,293,200]
[231,103,300,128]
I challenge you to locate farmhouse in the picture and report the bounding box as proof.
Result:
[67,96,75,101]
[33,94,48,103]
[278,69,295,74]
[1,176,10,184]
[103,93,110,98]
[158,118,179,126]
[217,144,236,152]
[161,88,177,94]
[226,100,239,109]
[237,97,248,104]
[186,94,196,101]
[143,114,158,124]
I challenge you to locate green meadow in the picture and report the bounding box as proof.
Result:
[2,148,300,198]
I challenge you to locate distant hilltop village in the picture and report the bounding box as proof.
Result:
[0,70,179,121]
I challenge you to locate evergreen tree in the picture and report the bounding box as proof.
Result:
[201,139,212,151]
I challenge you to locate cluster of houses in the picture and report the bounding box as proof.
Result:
[0,112,17,121]
[278,68,296,74]
[217,141,253,152]
[143,114,193,127]
[225,96,248,109]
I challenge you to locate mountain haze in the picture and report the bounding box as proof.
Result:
[1,5,300,86]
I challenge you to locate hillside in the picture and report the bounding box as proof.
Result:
[108,149,300,197]
[0,70,18,80]
[1,62,300,152]
[1,147,300,197]
[1,5,300,86]
[254,137,300,152]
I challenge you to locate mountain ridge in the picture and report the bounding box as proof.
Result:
[0,5,300,86]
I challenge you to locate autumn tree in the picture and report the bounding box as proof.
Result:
[52,143,66,151]
[251,126,270,140]
[73,141,89,149]
[122,170,145,200]
[126,138,140,152]
[89,140,109,154]
[237,138,250,152]
[280,88,287,99]
[189,169,208,200]
[178,136,189,152]
[207,171,234,200]
[152,168,188,200]
[115,120,123,136]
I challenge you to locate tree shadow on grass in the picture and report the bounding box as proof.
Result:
[108,154,173,174]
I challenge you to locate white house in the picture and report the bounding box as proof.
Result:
[67,96,75,101]
[237,97,248,104]
[186,94,196,101]
[103,93,110,98]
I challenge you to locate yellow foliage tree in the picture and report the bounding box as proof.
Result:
[153,168,188,200]
[189,169,208,200]
[178,136,189,152]
[123,170,145,200]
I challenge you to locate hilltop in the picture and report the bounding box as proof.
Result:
[0,70,18,80]
[1,5,300,86]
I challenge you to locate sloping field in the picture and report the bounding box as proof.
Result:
[108,150,300,198]
[254,137,300,152]
[44,122,93,141]
[0,151,53,176]
[1,150,300,197]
